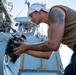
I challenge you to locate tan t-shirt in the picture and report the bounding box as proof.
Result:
[51,5,76,50]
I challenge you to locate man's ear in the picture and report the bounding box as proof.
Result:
[40,10,43,12]
[39,10,43,14]
[34,11,39,14]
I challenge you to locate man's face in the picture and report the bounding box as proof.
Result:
[29,11,41,25]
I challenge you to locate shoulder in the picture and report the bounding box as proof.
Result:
[48,6,66,23]
[49,6,65,16]
[48,5,66,26]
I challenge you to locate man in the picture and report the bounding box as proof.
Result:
[13,2,76,75]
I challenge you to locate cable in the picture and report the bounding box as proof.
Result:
[15,6,26,18]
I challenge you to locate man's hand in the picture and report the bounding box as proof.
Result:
[13,38,27,55]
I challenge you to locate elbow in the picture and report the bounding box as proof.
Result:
[42,52,52,59]
[48,41,60,51]
[45,56,50,59]
[42,56,50,59]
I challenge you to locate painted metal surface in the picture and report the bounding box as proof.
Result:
[0,33,20,75]
[18,69,62,75]
[19,35,64,71]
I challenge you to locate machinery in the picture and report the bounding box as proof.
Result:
[0,0,26,75]
[0,0,38,75]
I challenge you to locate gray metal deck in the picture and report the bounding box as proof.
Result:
[18,69,62,75]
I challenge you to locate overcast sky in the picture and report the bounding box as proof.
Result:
[10,0,76,18]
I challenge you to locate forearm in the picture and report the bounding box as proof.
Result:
[26,50,45,58]
[26,39,59,52]
[25,50,52,59]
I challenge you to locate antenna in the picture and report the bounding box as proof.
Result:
[25,0,30,8]
[15,0,30,18]
[15,6,26,18]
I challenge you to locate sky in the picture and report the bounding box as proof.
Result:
[10,0,76,18]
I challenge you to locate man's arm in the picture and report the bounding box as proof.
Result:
[13,7,65,55]
[25,50,52,59]
[26,7,65,51]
